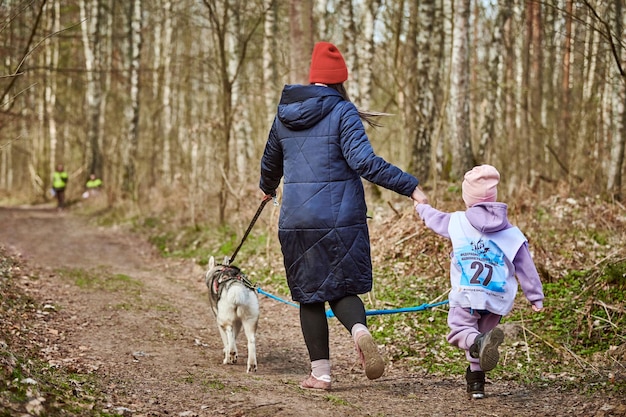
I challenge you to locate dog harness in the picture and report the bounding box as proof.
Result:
[210,265,256,300]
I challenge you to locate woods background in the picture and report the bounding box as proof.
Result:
[1,0,625,225]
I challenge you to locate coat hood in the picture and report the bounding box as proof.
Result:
[277,84,344,131]
[464,202,511,233]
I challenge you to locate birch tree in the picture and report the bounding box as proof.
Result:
[263,0,279,127]
[289,0,313,84]
[579,4,604,173]
[559,0,573,176]
[160,0,174,185]
[528,1,543,177]
[122,0,142,198]
[404,0,420,179]
[404,0,438,182]
[449,0,474,178]
[415,0,439,182]
[501,1,518,184]
[477,1,510,166]
[601,0,625,200]
[43,0,60,187]
[354,0,381,110]
[337,0,358,102]
[79,0,104,187]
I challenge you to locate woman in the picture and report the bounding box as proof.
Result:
[259,41,428,390]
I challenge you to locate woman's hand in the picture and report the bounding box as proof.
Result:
[411,186,428,205]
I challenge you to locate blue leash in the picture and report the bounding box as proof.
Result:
[256,287,300,308]
[256,286,448,318]
[328,299,449,318]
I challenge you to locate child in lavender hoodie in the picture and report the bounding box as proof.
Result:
[414,165,544,399]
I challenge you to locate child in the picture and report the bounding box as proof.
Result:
[52,164,69,209]
[83,174,103,198]
[414,165,544,399]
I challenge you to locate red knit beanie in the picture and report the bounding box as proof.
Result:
[309,42,348,84]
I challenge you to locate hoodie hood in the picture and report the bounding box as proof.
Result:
[464,202,511,233]
[277,84,344,131]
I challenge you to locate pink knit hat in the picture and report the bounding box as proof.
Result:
[462,165,500,207]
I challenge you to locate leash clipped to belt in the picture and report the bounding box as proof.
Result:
[228,195,275,265]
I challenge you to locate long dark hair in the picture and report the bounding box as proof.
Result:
[326,83,387,128]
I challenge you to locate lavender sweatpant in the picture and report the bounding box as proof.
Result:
[447,307,502,372]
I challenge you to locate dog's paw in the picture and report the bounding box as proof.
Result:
[227,351,238,365]
[247,363,257,373]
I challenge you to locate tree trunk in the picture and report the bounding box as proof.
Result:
[263,0,279,127]
[79,0,103,193]
[122,0,143,199]
[357,0,381,110]
[580,5,602,173]
[161,0,174,185]
[404,0,419,180]
[449,0,474,178]
[408,0,437,182]
[606,0,625,200]
[529,1,543,183]
[45,0,60,186]
[560,0,573,178]
[289,0,313,84]
[477,1,510,166]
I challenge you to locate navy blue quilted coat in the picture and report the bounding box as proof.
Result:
[260,84,419,304]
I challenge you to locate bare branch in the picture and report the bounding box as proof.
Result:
[0,83,37,108]
[0,0,35,35]
[0,0,47,110]
[0,135,23,151]
[1,4,84,111]
[582,0,625,80]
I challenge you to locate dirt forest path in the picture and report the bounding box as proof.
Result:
[0,206,620,417]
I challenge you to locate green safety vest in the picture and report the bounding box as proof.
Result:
[86,178,102,189]
[52,171,68,189]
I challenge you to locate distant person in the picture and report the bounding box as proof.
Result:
[52,164,68,209]
[83,174,102,198]
[259,41,428,391]
[414,164,544,399]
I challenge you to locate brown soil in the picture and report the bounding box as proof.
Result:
[1,205,625,417]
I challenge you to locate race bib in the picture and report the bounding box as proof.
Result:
[455,237,508,293]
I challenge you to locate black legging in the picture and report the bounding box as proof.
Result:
[299,295,367,361]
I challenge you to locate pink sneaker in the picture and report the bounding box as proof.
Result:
[355,332,385,380]
[300,373,331,391]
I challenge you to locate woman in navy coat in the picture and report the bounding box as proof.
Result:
[260,41,428,390]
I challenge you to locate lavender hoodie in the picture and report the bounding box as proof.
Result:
[416,202,544,311]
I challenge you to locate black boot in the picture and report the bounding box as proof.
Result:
[465,366,486,399]
[469,327,504,372]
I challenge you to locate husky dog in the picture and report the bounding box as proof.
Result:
[205,256,259,372]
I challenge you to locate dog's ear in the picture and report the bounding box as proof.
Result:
[223,256,230,266]
[209,256,215,269]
